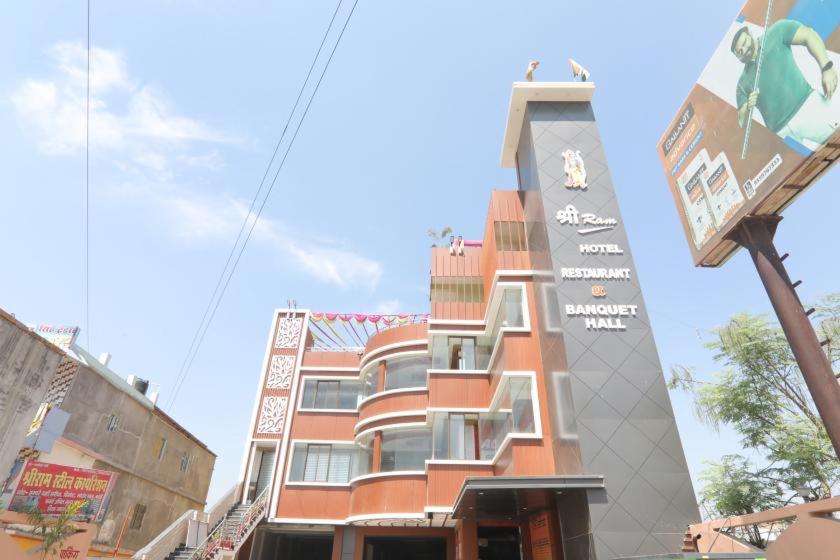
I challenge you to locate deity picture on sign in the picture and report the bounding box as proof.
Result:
[562,149,588,189]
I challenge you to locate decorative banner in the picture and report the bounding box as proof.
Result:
[9,460,115,521]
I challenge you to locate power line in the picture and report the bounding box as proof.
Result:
[85,0,91,349]
[166,0,360,411]
[165,0,344,410]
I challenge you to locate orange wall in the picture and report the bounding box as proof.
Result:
[428,375,490,408]
[274,486,351,520]
[365,323,428,355]
[358,390,429,423]
[349,475,427,516]
[426,464,494,508]
[290,412,358,440]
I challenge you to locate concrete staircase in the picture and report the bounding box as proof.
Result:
[167,544,197,560]
[163,502,255,560]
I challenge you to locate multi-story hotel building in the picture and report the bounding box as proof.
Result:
[238,82,700,560]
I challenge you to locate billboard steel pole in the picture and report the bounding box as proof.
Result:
[734,216,840,459]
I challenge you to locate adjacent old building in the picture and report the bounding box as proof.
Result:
[233,83,700,560]
[0,325,216,557]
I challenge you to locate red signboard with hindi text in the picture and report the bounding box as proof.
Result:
[9,460,115,521]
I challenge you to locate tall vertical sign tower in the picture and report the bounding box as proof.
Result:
[502,82,700,558]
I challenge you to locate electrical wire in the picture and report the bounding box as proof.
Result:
[166,0,360,411]
[85,0,91,349]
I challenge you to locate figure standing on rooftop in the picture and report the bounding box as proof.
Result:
[525,60,539,81]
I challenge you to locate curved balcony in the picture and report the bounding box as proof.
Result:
[357,389,429,432]
[348,472,427,518]
[362,323,428,365]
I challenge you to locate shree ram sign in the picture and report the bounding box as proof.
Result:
[8,460,115,521]
[658,0,840,266]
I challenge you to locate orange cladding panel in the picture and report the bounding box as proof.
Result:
[428,375,491,408]
[301,351,361,369]
[275,486,350,520]
[365,324,428,355]
[358,390,429,423]
[290,412,358,441]
[426,463,494,508]
[349,475,427,516]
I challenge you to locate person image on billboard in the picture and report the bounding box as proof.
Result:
[732,19,839,146]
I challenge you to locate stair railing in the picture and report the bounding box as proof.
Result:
[187,487,269,560]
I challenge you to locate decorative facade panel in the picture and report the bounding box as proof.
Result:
[267,355,294,389]
[257,396,288,435]
[274,318,303,349]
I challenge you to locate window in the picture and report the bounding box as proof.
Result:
[106,414,119,432]
[430,276,485,303]
[380,429,432,471]
[431,335,492,370]
[289,443,366,483]
[503,289,525,328]
[361,366,380,398]
[180,453,191,472]
[432,414,478,460]
[129,504,146,530]
[384,356,429,391]
[301,379,361,410]
[490,287,526,341]
[494,221,527,251]
[431,377,537,462]
[154,437,167,460]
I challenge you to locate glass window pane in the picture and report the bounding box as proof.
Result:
[362,366,379,398]
[431,335,448,370]
[450,414,465,460]
[303,444,330,482]
[314,381,339,408]
[461,338,476,370]
[328,447,353,483]
[380,429,432,471]
[504,289,524,327]
[289,443,306,481]
[432,414,448,459]
[511,378,535,433]
[338,380,361,409]
[352,439,373,479]
[301,380,317,408]
[464,420,477,460]
[384,356,429,391]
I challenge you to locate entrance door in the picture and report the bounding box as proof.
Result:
[363,537,446,560]
[478,526,521,560]
[250,449,275,501]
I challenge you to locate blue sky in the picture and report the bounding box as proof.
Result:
[3,1,839,507]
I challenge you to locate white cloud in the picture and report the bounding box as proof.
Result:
[11,41,234,161]
[152,191,383,289]
[13,41,383,290]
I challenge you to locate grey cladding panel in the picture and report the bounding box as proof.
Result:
[517,100,699,558]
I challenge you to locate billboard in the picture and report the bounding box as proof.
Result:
[7,460,115,521]
[658,0,840,266]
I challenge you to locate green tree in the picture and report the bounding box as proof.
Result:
[698,455,783,547]
[670,296,840,519]
[427,227,453,247]
[25,500,85,560]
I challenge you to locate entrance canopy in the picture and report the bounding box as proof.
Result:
[452,475,604,521]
